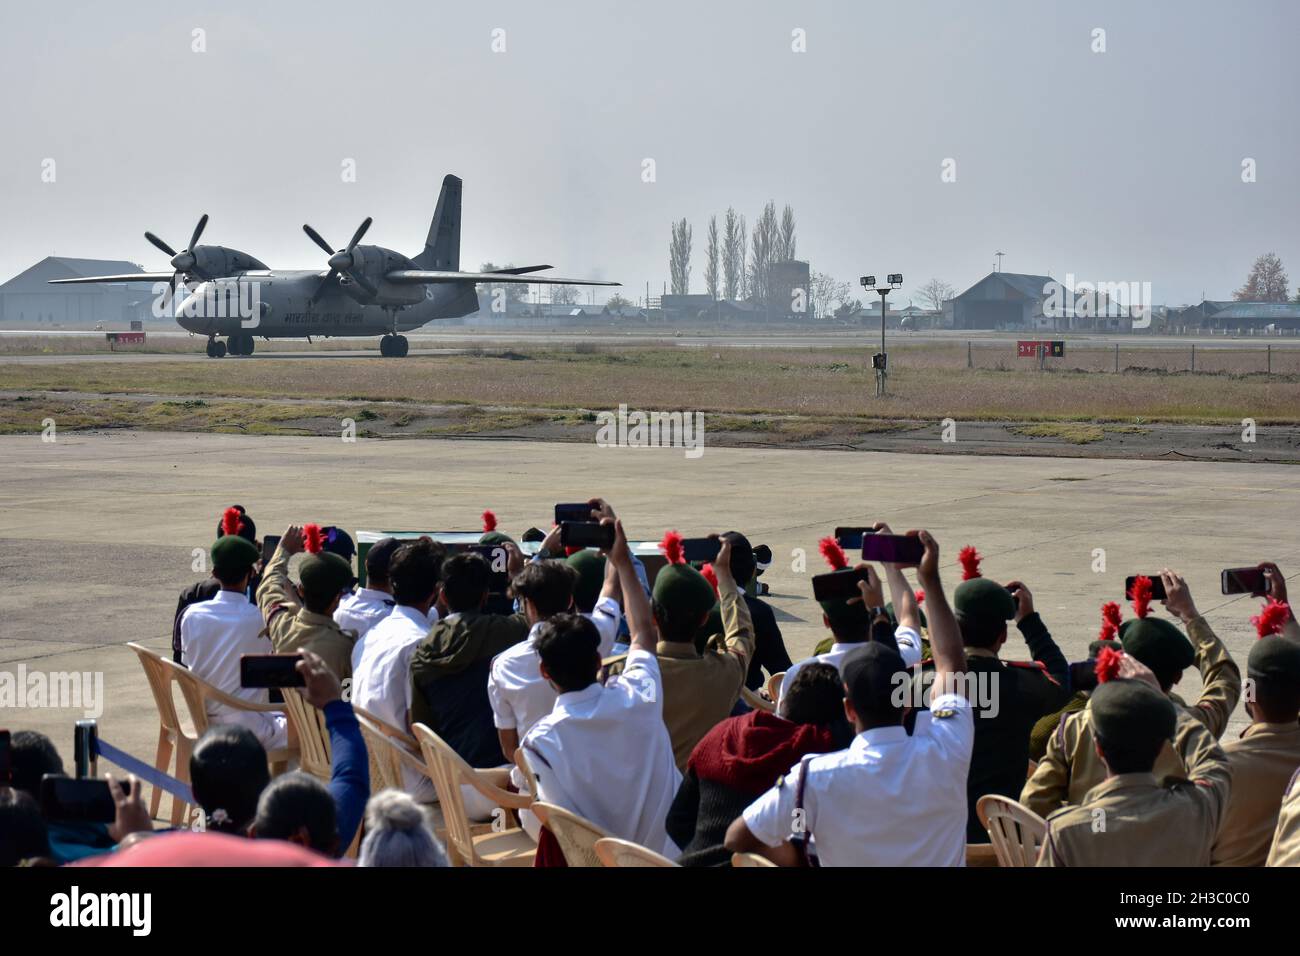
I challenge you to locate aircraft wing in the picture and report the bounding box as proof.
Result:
[48,273,175,285]
[385,269,619,287]
[489,264,553,275]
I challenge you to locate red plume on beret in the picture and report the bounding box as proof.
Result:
[481,510,497,533]
[958,546,982,581]
[1130,576,1153,619]
[700,563,720,596]
[659,530,685,565]
[914,588,925,604]
[1095,645,1123,684]
[221,507,242,538]
[1252,598,1292,639]
[1099,601,1123,642]
[818,536,848,571]
[303,523,324,555]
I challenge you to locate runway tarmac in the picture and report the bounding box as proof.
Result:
[3,327,1298,365]
[2,430,1294,776]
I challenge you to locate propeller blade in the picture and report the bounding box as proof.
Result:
[145,231,177,258]
[346,217,372,252]
[302,224,335,257]
[310,269,339,305]
[188,214,209,251]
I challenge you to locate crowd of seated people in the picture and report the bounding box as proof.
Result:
[3,498,1299,869]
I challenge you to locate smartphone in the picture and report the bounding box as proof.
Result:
[0,730,11,786]
[39,775,130,824]
[464,545,512,591]
[681,537,721,564]
[1069,660,1100,693]
[1221,566,1268,596]
[1125,575,1168,601]
[834,527,875,550]
[554,502,594,524]
[262,534,281,564]
[812,568,873,601]
[240,654,306,688]
[560,521,614,551]
[861,533,924,565]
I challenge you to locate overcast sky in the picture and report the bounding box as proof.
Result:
[1,0,1296,305]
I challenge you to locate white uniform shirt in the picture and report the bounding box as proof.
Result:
[778,626,923,703]
[489,597,620,740]
[742,692,974,866]
[335,587,394,646]
[520,647,682,857]
[180,589,287,748]
[351,604,436,731]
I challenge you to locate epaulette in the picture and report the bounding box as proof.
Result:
[1007,659,1061,686]
[266,603,291,625]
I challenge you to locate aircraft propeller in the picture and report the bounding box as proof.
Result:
[302,217,378,304]
[144,214,210,292]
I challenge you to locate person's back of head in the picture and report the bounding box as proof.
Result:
[299,552,355,615]
[954,578,1016,651]
[511,559,578,619]
[722,532,756,589]
[1119,617,1194,693]
[9,730,63,800]
[842,643,908,731]
[535,613,602,694]
[440,552,492,614]
[190,725,271,834]
[389,538,446,608]
[0,789,51,866]
[1089,678,1177,775]
[251,771,338,856]
[357,790,448,867]
[565,550,606,614]
[364,536,403,591]
[780,662,846,726]
[1247,633,1300,723]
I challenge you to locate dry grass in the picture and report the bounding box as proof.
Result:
[2,345,1298,425]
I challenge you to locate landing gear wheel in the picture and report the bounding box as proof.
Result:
[379,335,393,357]
[214,340,227,358]
[380,334,407,357]
[206,338,223,358]
[394,335,409,357]
[227,335,255,356]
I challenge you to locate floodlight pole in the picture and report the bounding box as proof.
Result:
[877,288,889,397]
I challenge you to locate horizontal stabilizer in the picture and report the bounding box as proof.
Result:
[386,269,619,287]
[49,273,174,285]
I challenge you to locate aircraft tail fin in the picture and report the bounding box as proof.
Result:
[415,174,461,271]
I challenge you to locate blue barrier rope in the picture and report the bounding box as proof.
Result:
[94,737,195,806]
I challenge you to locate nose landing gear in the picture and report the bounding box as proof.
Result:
[379,334,409,358]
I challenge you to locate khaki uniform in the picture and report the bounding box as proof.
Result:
[610,583,754,770]
[1037,718,1231,866]
[1021,614,1239,818]
[256,544,357,681]
[1213,721,1300,866]
[1266,767,1300,866]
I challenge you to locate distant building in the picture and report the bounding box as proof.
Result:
[951,272,1056,330]
[0,257,155,326]
[1167,300,1300,333]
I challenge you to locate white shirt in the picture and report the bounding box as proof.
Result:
[351,604,436,731]
[335,587,394,644]
[520,648,682,857]
[489,597,620,740]
[742,692,974,866]
[179,589,286,748]
[778,626,923,703]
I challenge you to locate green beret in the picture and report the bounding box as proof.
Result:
[1120,618,1194,678]
[299,552,355,604]
[954,578,1016,626]
[211,534,259,575]
[566,550,606,611]
[1089,679,1176,749]
[1248,635,1300,684]
[1088,638,1122,658]
[479,531,514,547]
[652,564,717,622]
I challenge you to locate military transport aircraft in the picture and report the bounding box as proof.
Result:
[49,175,619,357]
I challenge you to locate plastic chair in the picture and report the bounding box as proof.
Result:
[595,837,679,868]
[977,794,1048,868]
[530,801,611,868]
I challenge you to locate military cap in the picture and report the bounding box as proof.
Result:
[1087,638,1123,657]
[299,552,355,604]
[211,534,259,575]
[653,563,717,622]
[1089,678,1177,748]
[479,509,513,547]
[1248,634,1300,684]
[954,578,1016,626]
[1119,617,1194,678]
[566,549,606,612]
